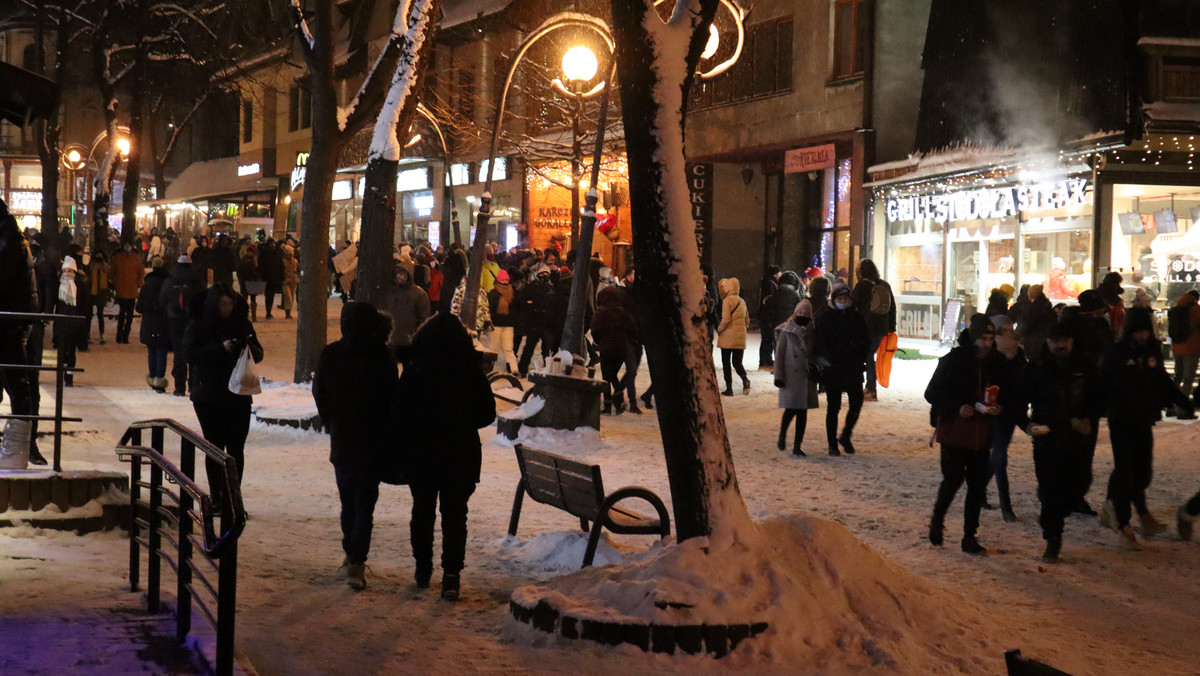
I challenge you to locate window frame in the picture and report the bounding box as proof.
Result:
[829,0,868,84]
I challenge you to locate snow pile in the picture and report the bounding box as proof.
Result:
[495,421,604,452]
[498,532,627,572]
[251,380,317,421]
[2,485,128,521]
[511,513,1004,672]
[499,395,545,421]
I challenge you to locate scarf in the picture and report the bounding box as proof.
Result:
[59,267,77,307]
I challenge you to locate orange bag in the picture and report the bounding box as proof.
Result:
[876,331,898,388]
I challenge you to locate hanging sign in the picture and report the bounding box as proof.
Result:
[784,143,836,174]
[886,178,1090,224]
[686,162,714,267]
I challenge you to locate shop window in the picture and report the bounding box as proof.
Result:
[1110,183,1200,307]
[690,18,794,111]
[1021,226,1091,303]
[288,81,311,132]
[831,0,868,82]
[242,99,253,143]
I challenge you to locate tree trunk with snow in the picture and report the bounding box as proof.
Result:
[355,0,438,310]
[609,0,751,542]
[32,0,64,265]
[121,55,146,245]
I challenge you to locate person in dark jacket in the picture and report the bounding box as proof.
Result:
[236,245,261,321]
[757,265,781,368]
[515,265,555,377]
[808,276,832,326]
[774,300,818,456]
[1016,284,1056,361]
[386,265,431,365]
[986,316,1025,522]
[0,205,46,465]
[1015,321,1102,563]
[313,302,399,590]
[184,284,263,511]
[763,271,802,341]
[1007,283,1032,326]
[1097,271,1126,336]
[984,287,1010,317]
[136,257,172,392]
[850,259,896,401]
[190,236,212,287]
[591,285,638,414]
[160,255,206,396]
[487,269,518,372]
[54,256,87,386]
[1059,289,1115,515]
[1097,306,1192,550]
[925,314,1006,556]
[813,283,870,455]
[258,239,284,319]
[210,235,237,287]
[394,313,496,600]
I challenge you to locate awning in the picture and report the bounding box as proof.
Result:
[0,61,56,127]
[161,157,278,203]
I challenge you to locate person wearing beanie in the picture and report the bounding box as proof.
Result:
[774,299,818,456]
[159,252,205,395]
[757,265,783,368]
[487,268,518,372]
[515,264,555,377]
[1097,271,1126,335]
[813,282,870,455]
[1098,305,1193,551]
[985,313,1025,523]
[1011,321,1096,561]
[762,271,802,371]
[924,313,1006,556]
[850,259,895,402]
[136,256,172,392]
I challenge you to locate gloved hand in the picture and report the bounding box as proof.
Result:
[774,380,784,389]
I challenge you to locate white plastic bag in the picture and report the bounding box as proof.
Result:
[228,346,261,395]
[0,420,32,470]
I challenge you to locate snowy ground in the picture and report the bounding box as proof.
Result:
[3,299,1200,675]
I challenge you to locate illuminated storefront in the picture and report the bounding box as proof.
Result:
[525,155,629,262]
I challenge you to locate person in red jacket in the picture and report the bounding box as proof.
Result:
[110,241,145,344]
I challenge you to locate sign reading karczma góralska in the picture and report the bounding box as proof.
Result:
[885,178,1090,224]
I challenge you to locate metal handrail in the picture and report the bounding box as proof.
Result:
[115,418,244,676]
[0,310,88,471]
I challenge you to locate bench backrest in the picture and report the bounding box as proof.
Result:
[514,444,605,521]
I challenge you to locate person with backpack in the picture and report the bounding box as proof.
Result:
[1168,289,1200,419]
[850,259,896,402]
[159,255,205,396]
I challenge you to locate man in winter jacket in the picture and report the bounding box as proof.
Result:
[1169,290,1200,413]
[813,283,870,455]
[515,265,555,377]
[924,314,1006,555]
[110,240,145,343]
[159,256,205,396]
[591,285,638,414]
[850,259,896,401]
[762,271,802,361]
[386,265,430,365]
[757,265,781,367]
[1016,284,1056,362]
[1016,321,1102,562]
[0,204,46,465]
[1059,289,1115,515]
[258,239,285,318]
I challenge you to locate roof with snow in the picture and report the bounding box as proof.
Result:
[161,157,278,203]
[441,0,515,29]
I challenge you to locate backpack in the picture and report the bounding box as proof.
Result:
[1168,304,1193,343]
[869,281,892,315]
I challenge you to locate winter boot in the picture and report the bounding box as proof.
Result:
[1119,525,1142,551]
[928,519,944,547]
[742,377,751,395]
[441,572,461,601]
[346,563,367,590]
[960,534,987,556]
[640,393,654,410]
[792,447,807,457]
[628,404,643,414]
[828,441,841,456]
[1042,537,1062,563]
[285,309,292,319]
[1178,504,1195,542]
[838,432,855,455]
[863,389,878,402]
[28,444,48,466]
[721,386,734,396]
[1099,500,1118,531]
[778,426,788,452]
[601,399,612,415]
[1139,511,1167,538]
[415,563,432,589]
[1000,494,1018,523]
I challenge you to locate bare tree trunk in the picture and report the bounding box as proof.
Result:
[356,155,399,306]
[121,55,146,244]
[609,0,751,542]
[148,120,167,233]
[32,0,63,264]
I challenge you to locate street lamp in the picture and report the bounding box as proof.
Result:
[61,144,89,229]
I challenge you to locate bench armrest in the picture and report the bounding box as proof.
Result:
[600,486,671,537]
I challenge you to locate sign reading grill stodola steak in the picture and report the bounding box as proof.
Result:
[886,178,1090,224]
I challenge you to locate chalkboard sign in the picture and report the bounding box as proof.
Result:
[941,299,963,342]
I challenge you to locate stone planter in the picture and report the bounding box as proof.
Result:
[523,371,607,431]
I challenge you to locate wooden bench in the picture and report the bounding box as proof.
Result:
[508,444,671,567]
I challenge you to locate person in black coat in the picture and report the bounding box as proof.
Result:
[1015,321,1102,562]
[763,271,802,341]
[394,313,495,600]
[210,235,237,287]
[160,256,206,396]
[757,265,781,367]
[813,283,870,455]
[515,266,555,377]
[257,240,284,319]
[850,259,896,400]
[313,302,399,590]
[1016,284,1056,362]
[136,257,172,392]
[184,284,264,511]
[1098,306,1192,550]
[591,285,638,414]
[0,205,45,464]
[924,314,1007,556]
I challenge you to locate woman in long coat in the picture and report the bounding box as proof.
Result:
[394,313,495,601]
[774,300,818,456]
[136,257,172,392]
[716,277,750,396]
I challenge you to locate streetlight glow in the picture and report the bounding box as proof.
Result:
[701,24,720,59]
[561,45,598,83]
[116,137,131,156]
[67,149,82,165]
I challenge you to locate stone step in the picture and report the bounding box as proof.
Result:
[0,469,130,533]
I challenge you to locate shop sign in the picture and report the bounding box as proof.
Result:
[533,205,572,231]
[8,190,42,214]
[1166,258,1200,284]
[290,152,309,191]
[237,162,260,177]
[885,178,1089,224]
[686,162,713,267]
[897,301,940,340]
[784,143,836,174]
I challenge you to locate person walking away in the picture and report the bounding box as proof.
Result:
[813,283,870,455]
[313,302,399,590]
[136,257,172,392]
[515,265,555,377]
[924,314,1005,555]
[850,259,895,401]
[987,316,1025,522]
[1097,306,1192,550]
[487,269,518,372]
[1167,289,1200,418]
[210,235,237,287]
[87,251,112,345]
[160,255,205,396]
[774,300,818,456]
[258,239,284,319]
[808,276,831,326]
[1007,284,1031,326]
[763,271,802,367]
[984,286,1012,317]
[394,314,495,600]
[1060,289,1115,515]
[757,265,781,369]
[1097,271,1126,336]
[23,234,54,464]
[236,244,262,322]
[110,241,145,343]
[280,244,299,319]
[0,205,47,464]
[386,265,431,366]
[1016,284,1055,361]
[1179,488,1200,541]
[1016,321,1102,562]
[591,285,638,414]
[716,277,751,396]
[54,257,86,386]
[190,235,213,287]
[184,285,263,511]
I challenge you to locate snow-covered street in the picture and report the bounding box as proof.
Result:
[3,299,1199,675]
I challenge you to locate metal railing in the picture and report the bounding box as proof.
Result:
[116,419,246,676]
[0,310,87,472]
